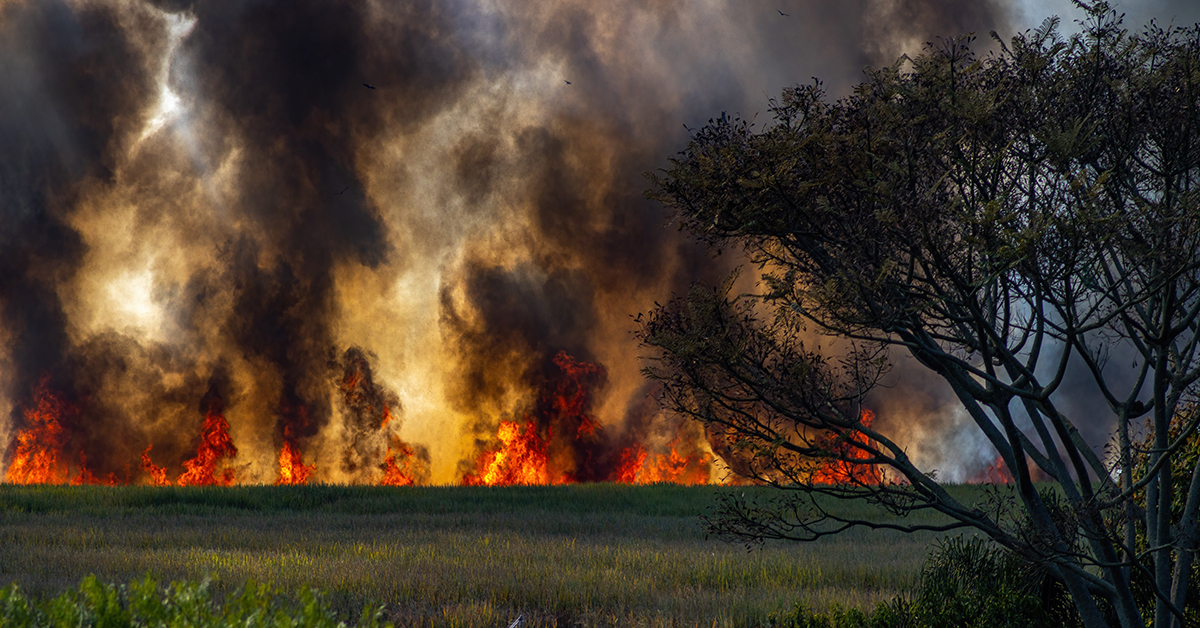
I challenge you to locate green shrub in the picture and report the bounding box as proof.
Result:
[762,536,1080,628]
[0,575,390,628]
[903,536,1062,628]
[760,600,902,628]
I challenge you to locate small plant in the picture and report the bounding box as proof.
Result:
[762,602,879,628]
[0,575,390,628]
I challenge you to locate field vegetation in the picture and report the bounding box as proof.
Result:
[0,483,992,626]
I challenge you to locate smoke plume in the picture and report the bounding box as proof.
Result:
[1,0,1050,484]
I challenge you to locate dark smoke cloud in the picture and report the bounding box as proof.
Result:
[1,0,1054,483]
[436,0,1017,475]
[170,0,476,456]
[0,0,164,472]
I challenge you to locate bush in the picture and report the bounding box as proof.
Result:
[763,536,1079,628]
[0,575,390,628]
[903,536,1072,628]
[761,601,894,628]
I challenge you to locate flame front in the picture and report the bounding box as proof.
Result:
[616,439,712,485]
[4,378,72,485]
[807,410,882,486]
[463,420,552,486]
[141,447,170,486]
[276,442,314,485]
[71,450,121,486]
[461,352,716,486]
[176,401,237,486]
[0,1,1032,491]
[379,405,421,486]
[0,368,892,488]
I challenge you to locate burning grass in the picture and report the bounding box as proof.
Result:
[0,483,988,627]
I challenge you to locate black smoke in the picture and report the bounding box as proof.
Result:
[1,0,1024,483]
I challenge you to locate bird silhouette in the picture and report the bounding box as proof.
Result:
[335,186,349,195]
[564,80,571,84]
[362,83,376,89]
[777,9,789,16]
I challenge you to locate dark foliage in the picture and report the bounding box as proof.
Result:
[644,3,1200,626]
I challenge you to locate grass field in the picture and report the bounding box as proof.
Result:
[0,483,991,627]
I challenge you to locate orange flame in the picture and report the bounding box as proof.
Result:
[971,453,1051,484]
[462,352,720,486]
[981,456,1015,484]
[140,447,170,486]
[614,445,647,484]
[70,450,120,486]
[378,405,420,485]
[176,403,238,486]
[615,438,712,485]
[276,441,314,485]
[4,378,73,484]
[808,409,881,485]
[379,404,394,430]
[275,402,314,485]
[462,419,552,486]
[380,441,417,486]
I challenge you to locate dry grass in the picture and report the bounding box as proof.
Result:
[0,483,989,627]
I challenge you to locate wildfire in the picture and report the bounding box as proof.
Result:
[463,419,552,486]
[380,441,417,486]
[970,454,1050,484]
[275,403,315,485]
[4,378,73,485]
[461,351,717,486]
[3,365,882,489]
[141,447,170,486]
[276,441,314,485]
[71,450,121,486]
[807,409,882,485]
[175,400,238,486]
[615,439,712,485]
[135,397,238,486]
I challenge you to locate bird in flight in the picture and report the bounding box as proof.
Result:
[362,83,376,89]
[564,80,571,84]
[335,186,349,195]
[777,9,789,16]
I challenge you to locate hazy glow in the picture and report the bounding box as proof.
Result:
[105,269,163,334]
[14,0,1157,486]
[137,11,196,144]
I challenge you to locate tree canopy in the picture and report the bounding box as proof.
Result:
[643,5,1200,627]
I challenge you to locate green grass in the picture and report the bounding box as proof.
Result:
[0,483,991,627]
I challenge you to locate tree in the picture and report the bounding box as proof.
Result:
[641,4,1200,627]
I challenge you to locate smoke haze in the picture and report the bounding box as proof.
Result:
[1,0,1169,484]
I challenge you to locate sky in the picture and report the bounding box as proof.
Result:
[0,0,1195,485]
